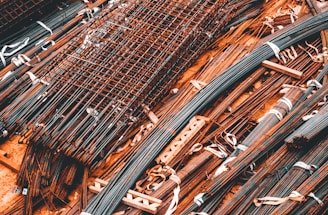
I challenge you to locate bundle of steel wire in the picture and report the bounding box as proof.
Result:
[0,0,62,37]
[84,7,328,215]
[216,141,327,215]
[184,73,328,214]
[212,63,328,215]
[0,0,262,212]
[285,103,328,148]
[0,1,86,69]
[1,0,260,167]
[271,159,328,215]
[250,136,328,214]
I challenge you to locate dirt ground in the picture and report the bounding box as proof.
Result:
[0,136,26,209]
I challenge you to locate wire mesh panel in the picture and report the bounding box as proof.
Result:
[0,0,61,36]
[1,0,246,167]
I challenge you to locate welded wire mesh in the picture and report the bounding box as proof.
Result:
[1,0,242,167]
[0,0,60,36]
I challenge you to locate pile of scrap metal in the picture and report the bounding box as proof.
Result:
[0,0,265,214]
[82,0,328,215]
[0,0,66,37]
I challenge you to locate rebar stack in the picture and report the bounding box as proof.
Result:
[0,1,85,69]
[0,0,61,37]
[84,6,328,215]
[1,0,253,167]
[0,0,264,212]
[285,103,328,148]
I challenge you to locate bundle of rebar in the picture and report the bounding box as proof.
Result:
[215,136,327,215]
[212,63,328,215]
[285,103,328,148]
[251,136,327,214]
[271,159,328,215]
[0,0,264,212]
[16,144,83,214]
[0,0,260,167]
[84,8,328,215]
[211,85,303,174]
[0,0,62,37]
[0,1,86,69]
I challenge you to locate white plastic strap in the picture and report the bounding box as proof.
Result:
[204,146,226,159]
[11,54,31,67]
[254,191,305,206]
[189,143,203,155]
[0,37,30,66]
[308,192,324,206]
[26,71,49,85]
[289,12,295,23]
[225,133,237,148]
[307,80,322,89]
[265,41,281,60]
[293,161,318,174]
[165,173,181,215]
[194,193,205,206]
[237,144,248,151]
[78,8,93,20]
[190,80,207,90]
[36,21,53,35]
[302,110,318,121]
[41,40,56,51]
[214,156,236,177]
[279,97,293,111]
[318,95,327,106]
[289,191,304,200]
[26,71,37,83]
[269,109,283,121]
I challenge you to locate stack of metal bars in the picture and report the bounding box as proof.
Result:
[0,0,60,36]
[0,0,250,168]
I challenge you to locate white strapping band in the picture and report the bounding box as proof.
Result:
[265,41,281,60]
[194,193,205,206]
[237,144,248,151]
[269,108,283,121]
[279,97,293,111]
[36,21,53,35]
[293,161,318,174]
[308,192,324,206]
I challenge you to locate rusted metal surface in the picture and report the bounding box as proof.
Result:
[0,0,61,37]
[1,0,328,214]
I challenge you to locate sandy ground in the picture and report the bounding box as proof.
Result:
[0,136,26,209]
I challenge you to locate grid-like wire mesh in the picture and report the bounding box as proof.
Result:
[0,0,59,36]
[2,0,242,166]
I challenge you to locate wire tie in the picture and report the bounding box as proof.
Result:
[269,108,283,121]
[265,41,281,60]
[279,97,293,111]
[307,79,322,89]
[308,192,324,206]
[236,144,248,151]
[36,21,53,35]
[194,193,205,206]
[302,110,318,121]
[293,161,318,174]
